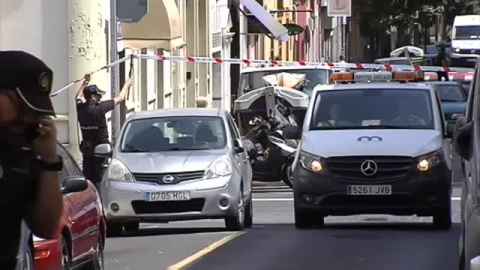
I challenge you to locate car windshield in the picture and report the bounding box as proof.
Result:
[454,26,480,39]
[310,88,434,130]
[239,69,330,97]
[433,84,466,102]
[121,116,227,152]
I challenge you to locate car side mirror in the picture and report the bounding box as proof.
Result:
[62,176,88,194]
[234,139,244,154]
[284,125,302,140]
[95,143,112,158]
[445,122,455,138]
[453,116,473,160]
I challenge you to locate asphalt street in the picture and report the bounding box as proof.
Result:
[104,182,463,270]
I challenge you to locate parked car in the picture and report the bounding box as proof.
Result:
[96,108,253,235]
[33,143,106,270]
[426,81,467,124]
[16,222,33,270]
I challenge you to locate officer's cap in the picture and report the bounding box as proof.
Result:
[84,85,107,97]
[0,51,55,116]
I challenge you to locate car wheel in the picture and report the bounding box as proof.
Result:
[85,235,104,270]
[106,222,123,237]
[60,236,71,270]
[225,189,245,231]
[433,203,452,230]
[282,161,294,189]
[244,195,253,228]
[124,222,140,233]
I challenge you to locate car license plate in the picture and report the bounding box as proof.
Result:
[347,185,392,195]
[354,72,392,82]
[145,191,191,202]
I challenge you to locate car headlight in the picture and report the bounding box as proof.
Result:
[299,151,324,173]
[417,150,443,172]
[203,156,233,179]
[107,158,134,181]
[455,48,460,53]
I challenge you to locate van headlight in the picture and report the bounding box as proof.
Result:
[417,150,443,172]
[107,158,134,181]
[299,151,324,173]
[203,156,232,180]
[33,235,46,242]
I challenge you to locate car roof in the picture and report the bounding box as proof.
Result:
[129,108,226,120]
[425,81,461,85]
[313,82,432,93]
[241,65,331,74]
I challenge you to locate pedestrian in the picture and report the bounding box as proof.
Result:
[435,46,450,81]
[339,55,347,63]
[75,74,133,192]
[196,96,210,108]
[0,51,64,269]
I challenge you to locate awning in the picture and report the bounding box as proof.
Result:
[120,0,185,51]
[238,0,289,42]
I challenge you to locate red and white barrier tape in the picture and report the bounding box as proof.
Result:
[137,54,475,73]
[50,53,475,98]
[49,55,133,97]
[424,72,474,81]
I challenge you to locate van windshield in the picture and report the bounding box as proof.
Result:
[121,116,227,152]
[454,26,480,39]
[310,88,434,130]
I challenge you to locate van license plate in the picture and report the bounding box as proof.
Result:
[347,185,392,195]
[145,191,191,201]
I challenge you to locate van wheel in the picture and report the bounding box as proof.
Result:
[433,203,452,230]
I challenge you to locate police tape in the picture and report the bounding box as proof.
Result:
[49,55,134,98]
[50,53,475,98]
[136,54,475,73]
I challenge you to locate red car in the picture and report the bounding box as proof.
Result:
[33,143,106,270]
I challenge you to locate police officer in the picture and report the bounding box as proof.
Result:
[0,51,64,269]
[75,73,132,190]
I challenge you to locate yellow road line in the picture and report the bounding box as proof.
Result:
[167,231,246,270]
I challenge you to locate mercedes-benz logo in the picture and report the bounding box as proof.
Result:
[360,160,378,176]
[162,175,175,184]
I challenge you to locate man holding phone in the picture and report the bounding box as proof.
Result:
[0,51,64,269]
[75,73,132,191]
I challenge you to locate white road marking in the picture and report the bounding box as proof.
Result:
[253,197,462,202]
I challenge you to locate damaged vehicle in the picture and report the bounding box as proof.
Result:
[233,72,314,187]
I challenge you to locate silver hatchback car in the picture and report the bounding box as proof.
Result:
[95,108,253,235]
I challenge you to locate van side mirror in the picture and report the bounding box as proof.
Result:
[95,143,113,158]
[62,176,88,194]
[453,116,473,160]
[284,126,302,140]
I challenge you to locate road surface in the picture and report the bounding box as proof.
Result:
[104,182,462,270]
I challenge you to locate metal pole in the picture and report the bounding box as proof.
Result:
[110,0,121,145]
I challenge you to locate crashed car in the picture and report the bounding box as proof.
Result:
[233,72,311,187]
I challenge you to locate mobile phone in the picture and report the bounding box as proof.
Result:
[25,123,40,141]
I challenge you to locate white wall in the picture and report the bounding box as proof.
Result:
[0,0,70,143]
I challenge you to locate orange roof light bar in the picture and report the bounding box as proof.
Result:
[330,72,354,82]
[392,71,420,82]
